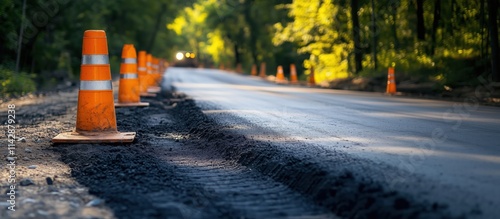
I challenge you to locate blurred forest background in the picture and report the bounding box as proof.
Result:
[1,0,499,97]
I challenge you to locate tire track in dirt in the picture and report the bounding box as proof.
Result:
[166,92,466,219]
[161,144,335,218]
[53,95,338,218]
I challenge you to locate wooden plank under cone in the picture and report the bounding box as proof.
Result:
[141,92,157,97]
[147,86,161,93]
[52,132,136,144]
[115,102,150,107]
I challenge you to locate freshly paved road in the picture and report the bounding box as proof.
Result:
[163,67,500,218]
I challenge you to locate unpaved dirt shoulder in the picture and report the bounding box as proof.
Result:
[0,91,234,219]
[55,94,336,219]
[1,90,335,219]
[0,90,115,219]
[52,98,233,219]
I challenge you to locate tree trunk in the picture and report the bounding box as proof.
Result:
[430,0,440,55]
[243,0,258,65]
[15,0,27,73]
[391,2,400,50]
[234,43,240,68]
[417,0,425,41]
[147,3,166,52]
[351,0,362,73]
[488,0,499,81]
[449,0,457,37]
[370,0,378,69]
[481,0,486,59]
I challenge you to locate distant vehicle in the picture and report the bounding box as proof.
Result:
[173,51,197,67]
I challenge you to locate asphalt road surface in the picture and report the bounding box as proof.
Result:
[163,67,500,218]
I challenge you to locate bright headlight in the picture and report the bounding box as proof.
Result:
[176,52,184,60]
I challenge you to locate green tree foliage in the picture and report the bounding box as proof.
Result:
[273,0,351,82]
[271,0,499,86]
[168,0,307,76]
[0,65,36,96]
[168,0,231,66]
[1,0,499,96]
[0,0,191,96]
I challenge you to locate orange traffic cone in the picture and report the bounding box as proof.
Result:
[52,30,135,143]
[153,57,161,84]
[115,44,149,107]
[159,59,166,75]
[275,65,286,83]
[146,53,153,86]
[386,67,397,94]
[259,62,266,78]
[308,66,316,86]
[251,64,257,76]
[155,58,163,83]
[151,57,162,92]
[147,54,161,93]
[236,63,243,74]
[290,64,299,84]
[158,59,163,74]
[138,51,155,97]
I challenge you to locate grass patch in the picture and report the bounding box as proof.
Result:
[0,65,37,97]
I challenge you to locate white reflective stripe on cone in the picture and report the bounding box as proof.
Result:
[120,73,138,79]
[122,58,137,64]
[82,55,109,65]
[138,67,147,71]
[80,80,112,90]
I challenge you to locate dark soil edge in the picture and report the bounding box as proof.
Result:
[168,92,467,219]
[51,98,241,219]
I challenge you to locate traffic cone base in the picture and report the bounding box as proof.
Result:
[115,102,149,107]
[147,86,161,93]
[141,92,157,97]
[52,131,135,143]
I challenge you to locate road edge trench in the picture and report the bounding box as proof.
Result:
[166,92,464,219]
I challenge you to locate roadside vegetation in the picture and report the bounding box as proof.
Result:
[0,64,36,97]
[1,0,499,96]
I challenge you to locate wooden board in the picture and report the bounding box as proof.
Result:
[115,102,149,107]
[52,132,136,144]
[147,87,161,93]
[140,92,157,97]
